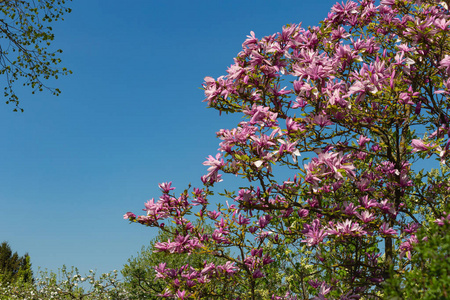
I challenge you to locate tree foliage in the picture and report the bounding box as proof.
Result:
[0,241,33,285]
[0,265,128,299]
[125,0,450,299]
[384,212,450,299]
[0,0,72,111]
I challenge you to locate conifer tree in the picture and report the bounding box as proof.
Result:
[0,241,33,285]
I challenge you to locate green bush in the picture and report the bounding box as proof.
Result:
[384,215,450,299]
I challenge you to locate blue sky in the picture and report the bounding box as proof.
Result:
[0,0,339,276]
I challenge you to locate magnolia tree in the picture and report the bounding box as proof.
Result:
[125,0,450,298]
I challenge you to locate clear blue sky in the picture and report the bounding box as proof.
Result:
[0,0,339,276]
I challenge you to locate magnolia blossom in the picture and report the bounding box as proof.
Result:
[202,153,225,183]
[154,234,203,254]
[379,222,397,236]
[399,235,418,260]
[411,139,433,152]
[326,219,367,237]
[302,219,328,246]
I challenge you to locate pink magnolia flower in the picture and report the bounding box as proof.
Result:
[176,290,191,300]
[357,210,375,223]
[235,189,254,203]
[202,153,225,183]
[440,55,450,74]
[251,248,263,257]
[378,199,397,216]
[277,138,301,162]
[342,202,359,216]
[248,226,258,234]
[144,198,169,220]
[403,223,420,234]
[154,234,203,254]
[380,0,395,5]
[379,222,397,236]
[212,229,230,244]
[192,194,208,206]
[411,139,433,152]
[236,214,251,225]
[259,215,273,228]
[359,195,378,209]
[207,210,221,220]
[358,135,371,147]
[154,263,167,279]
[398,86,418,105]
[326,219,367,237]
[298,208,309,218]
[308,279,321,289]
[435,17,450,30]
[217,261,238,275]
[286,117,303,133]
[434,212,450,226]
[399,235,418,259]
[302,219,328,246]
[312,114,333,127]
[123,212,136,220]
[252,269,265,278]
[159,181,175,193]
[157,289,173,298]
[243,31,259,49]
[200,262,215,275]
[262,254,274,265]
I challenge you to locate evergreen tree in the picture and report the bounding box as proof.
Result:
[0,241,33,285]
